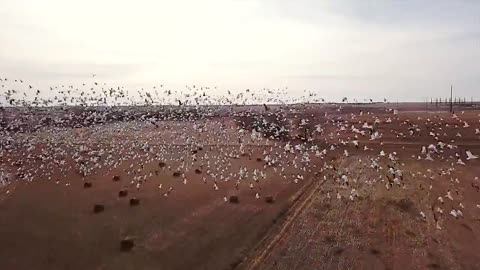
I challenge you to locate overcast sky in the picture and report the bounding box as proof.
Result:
[1,0,479,101]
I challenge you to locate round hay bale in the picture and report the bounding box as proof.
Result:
[198,146,203,151]
[229,195,239,203]
[191,150,198,154]
[118,190,128,197]
[172,171,181,177]
[158,162,166,168]
[129,198,140,206]
[265,196,275,203]
[112,175,120,182]
[93,204,105,213]
[256,157,263,162]
[195,168,202,174]
[120,238,134,252]
[83,182,92,188]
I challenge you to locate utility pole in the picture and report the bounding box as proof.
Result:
[450,85,453,113]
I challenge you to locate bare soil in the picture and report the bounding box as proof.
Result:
[1,103,479,270]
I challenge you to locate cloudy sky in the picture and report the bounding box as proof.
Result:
[1,0,479,101]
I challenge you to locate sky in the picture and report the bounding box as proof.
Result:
[1,0,479,102]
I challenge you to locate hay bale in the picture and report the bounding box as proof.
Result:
[265,196,275,203]
[158,162,166,168]
[118,190,128,197]
[120,238,134,252]
[198,146,203,151]
[191,150,198,154]
[93,204,104,213]
[112,175,120,182]
[195,168,202,174]
[129,198,140,206]
[172,171,181,177]
[83,182,92,188]
[229,195,239,203]
[256,157,263,162]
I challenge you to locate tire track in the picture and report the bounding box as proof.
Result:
[241,175,329,270]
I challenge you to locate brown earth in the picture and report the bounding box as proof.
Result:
[241,107,480,270]
[0,103,479,270]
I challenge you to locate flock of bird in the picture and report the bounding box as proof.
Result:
[1,76,328,107]
[1,76,479,235]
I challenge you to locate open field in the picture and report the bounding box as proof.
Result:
[1,103,479,270]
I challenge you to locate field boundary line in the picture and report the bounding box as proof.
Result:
[239,173,329,270]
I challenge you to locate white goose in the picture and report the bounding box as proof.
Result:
[466,150,478,160]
